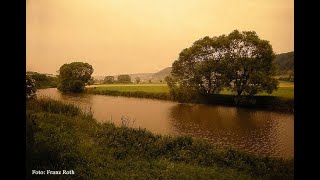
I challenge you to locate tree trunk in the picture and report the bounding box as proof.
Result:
[235,88,243,106]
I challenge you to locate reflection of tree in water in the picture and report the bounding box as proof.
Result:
[40,88,95,113]
[168,104,291,158]
[62,93,96,114]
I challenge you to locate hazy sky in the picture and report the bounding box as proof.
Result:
[27,0,294,76]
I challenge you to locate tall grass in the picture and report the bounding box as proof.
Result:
[26,98,293,179]
[26,97,81,116]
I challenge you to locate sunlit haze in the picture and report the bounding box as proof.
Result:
[26,0,294,76]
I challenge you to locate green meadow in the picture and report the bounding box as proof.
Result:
[87,81,294,99]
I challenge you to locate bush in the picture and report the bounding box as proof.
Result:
[28,72,58,88]
[26,75,37,100]
[169,86,198,103]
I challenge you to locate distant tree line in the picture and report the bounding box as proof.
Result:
[102,75,132,84]
[104,76,115,84]
[166,30,279,104]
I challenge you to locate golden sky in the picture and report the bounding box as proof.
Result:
[26,0,294,76]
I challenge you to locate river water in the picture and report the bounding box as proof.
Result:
[37,88,294,159]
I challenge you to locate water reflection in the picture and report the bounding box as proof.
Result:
[36,88,293,158]
[168,104,293,158]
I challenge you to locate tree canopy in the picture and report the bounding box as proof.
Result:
[172,35,229,95]
[117,75,131,83]
[223,30,278,97]
[169,30,278,103]
[57,62,94,93]
[104,76,115,84]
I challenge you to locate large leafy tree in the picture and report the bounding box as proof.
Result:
[170,30,278,102]
[223,30,278,98]
[57,62,94,93]
[171,35,229,95]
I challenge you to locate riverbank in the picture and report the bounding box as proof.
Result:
[27,98,293,179]
[85,83,294,112]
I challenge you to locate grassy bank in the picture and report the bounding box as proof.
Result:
[85,82,294,112]
[27,98,293,179]
[86,89,170,100]
[87,81,293,98]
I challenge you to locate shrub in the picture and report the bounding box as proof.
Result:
[26,75,37,100]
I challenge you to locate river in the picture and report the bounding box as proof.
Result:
[37,88,294,159]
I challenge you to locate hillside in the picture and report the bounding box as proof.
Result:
[120,73,154,82]
[151,67,172,82]
[274,51,294,75]
[94,51,293,83]
[94,68,172,83]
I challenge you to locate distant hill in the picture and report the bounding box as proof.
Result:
[151,67,172,82]
[93,67,172,83]
[274,51,294,75]
[94,51,293,83]
[119,73,154,82]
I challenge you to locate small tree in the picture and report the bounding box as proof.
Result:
[57,62,94,93]
[104,76,115,84]
[148,79,152,83]
[118,75,131,83]
[26,75,37,100]
[287,70,294,81]
[135,77,141,83]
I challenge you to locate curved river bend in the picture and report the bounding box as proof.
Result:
[37,88,294,159]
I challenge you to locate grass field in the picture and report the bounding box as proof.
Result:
[87,81,293,99]
[27,98,293,179]
[88,83,169,93]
